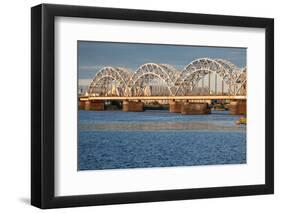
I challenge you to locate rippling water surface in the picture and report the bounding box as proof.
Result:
[78,110,246,170]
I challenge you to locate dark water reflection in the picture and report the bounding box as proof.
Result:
[78,110,246,170]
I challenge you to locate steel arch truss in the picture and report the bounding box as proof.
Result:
[174,58,243,95]
[235,67,247,95]
[86,58,246,97]
[127,63,178,96]
[88,67,131,96]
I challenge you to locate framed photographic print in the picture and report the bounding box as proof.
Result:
[31,3,274,209]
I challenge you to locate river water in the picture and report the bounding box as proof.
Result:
[78,110,246,170]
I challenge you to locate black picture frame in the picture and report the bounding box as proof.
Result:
[31,3,274,209]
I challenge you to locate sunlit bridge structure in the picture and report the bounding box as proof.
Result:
[80,58,247,115]
[87,58,246,97]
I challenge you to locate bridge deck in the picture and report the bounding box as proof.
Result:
[79,95,246,101]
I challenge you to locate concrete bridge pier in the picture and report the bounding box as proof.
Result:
[169,100,182,113]
[79,100,105,110]
[79,100,86,110]
[229,100,246,115]
[122,100,144,112]
[181,102,211,115]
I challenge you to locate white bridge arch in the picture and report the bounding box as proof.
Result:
[88,67,131,96]
[86,58,246,97]
[127,63,178,96]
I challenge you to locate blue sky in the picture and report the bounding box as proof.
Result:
[78,41,246,88]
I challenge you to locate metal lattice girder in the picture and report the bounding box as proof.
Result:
[85,58,247,97]
[88,67,132,96]
[127,63,179,96]
[174,58,243,95]
[235,67,247,94]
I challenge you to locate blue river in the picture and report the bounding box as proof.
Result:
[78,110,246,170]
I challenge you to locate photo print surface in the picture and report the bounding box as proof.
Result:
[78,41,247,171]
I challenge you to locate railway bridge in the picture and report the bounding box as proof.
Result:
[79,58,247,115]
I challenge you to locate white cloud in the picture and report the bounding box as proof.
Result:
[78,79,92,87]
